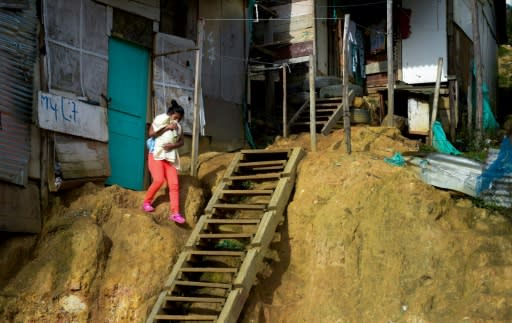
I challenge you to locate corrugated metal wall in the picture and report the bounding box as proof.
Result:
[0,1,38,186]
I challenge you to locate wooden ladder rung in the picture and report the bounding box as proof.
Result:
[165,296,225,303]
[174,280,232,289]
[238,160,286,167]
[180,267,238,273]
[205,219,260,224]
[221,189,273,195]
[227,173,281,181]
[294,121,327,126]
[317,97,342,102]
[198,233,253,239]
[155,314,217,321]
[316,103,340,107]
[188,250,245,256]
[211,203,267,210]
[240,149,291,154]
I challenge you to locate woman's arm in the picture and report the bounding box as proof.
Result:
[148,122,179,138]
[163,137,184,151]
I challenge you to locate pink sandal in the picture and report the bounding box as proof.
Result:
[169,213,185,224]
[142,202,154,212]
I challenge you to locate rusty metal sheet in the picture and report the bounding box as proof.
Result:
[0,2,37,186]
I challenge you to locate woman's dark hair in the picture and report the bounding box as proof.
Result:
[167,99,185,117]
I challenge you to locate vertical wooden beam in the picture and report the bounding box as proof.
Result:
[282,65,288,138]
[40,130,49,209]
[386,0,395,126]
[337,19,343,78]
[429,57,443,146]
[264,70,275,119]
[191,19,204,177]
[449,78,457,141]
[309,55,317,152]
[342,14,351,154]
[471,0,483,145]
[467,67,473,132]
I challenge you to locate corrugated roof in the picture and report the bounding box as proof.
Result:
[0,1,38,186]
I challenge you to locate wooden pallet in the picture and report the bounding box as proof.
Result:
[146,148,304,323]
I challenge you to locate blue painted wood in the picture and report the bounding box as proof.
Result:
[106,38,149,190]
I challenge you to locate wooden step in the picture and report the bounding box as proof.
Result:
[165,296,225,303]
[227,173,281,181]
[237,160,286,168]
[198,233,254,239]
[180,267,238,273]
[316,97,342,102]
[294,121,327,126]
[155,314,217,321]
[205,218,260,224]
[174,280,232,289]
[316,103,340,107]
[188,250,245,257]
[210,203,267,210]
[221,189,273,196]
[240,149,291,155]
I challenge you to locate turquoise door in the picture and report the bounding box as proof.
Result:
[106,38,149,190]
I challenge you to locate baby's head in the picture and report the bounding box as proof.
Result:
[167,99,184,123]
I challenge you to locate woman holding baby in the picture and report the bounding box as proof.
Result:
[141,100,186,224]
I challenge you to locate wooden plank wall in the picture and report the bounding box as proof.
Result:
[199,0,245,149]
[269,0,314,44]
[94,0,159,21]
[54,134,110,180]
[0,182,41,233]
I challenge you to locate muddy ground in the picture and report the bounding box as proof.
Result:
[1,126,512,322]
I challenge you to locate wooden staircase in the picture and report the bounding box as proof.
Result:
[287,91,355,135]
[146,148,304,323]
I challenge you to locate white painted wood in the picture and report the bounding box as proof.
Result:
[37,91,108,142]
[408,98,430,134]
[402,0,448,84]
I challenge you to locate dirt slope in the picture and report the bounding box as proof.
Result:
[1,126,512,322]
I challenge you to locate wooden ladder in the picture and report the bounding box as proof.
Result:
[287,90,355,135]
[146,148,304,323]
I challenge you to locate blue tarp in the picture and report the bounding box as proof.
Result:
[476,137,512,194]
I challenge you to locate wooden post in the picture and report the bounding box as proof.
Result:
[337,19,343,79]
[467,67,473,132]
[191,19,204,177]
[282,65,288,138]
[449,78,456,142]
[342,14,351,154]
[386,0,395,126]
[471,0,483,145]
[429,57,443,145]
[309,55,317,152]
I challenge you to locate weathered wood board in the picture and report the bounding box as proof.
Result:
[37,91,108,142]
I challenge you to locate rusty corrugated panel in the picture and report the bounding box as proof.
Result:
[0,1,37,186]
